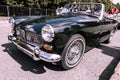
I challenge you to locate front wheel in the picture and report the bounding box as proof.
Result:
[60,34,86,70]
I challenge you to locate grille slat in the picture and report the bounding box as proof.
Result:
[17,28,43,45]
[26,31,42,44]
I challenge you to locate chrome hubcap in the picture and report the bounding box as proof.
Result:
[66,40,83,65]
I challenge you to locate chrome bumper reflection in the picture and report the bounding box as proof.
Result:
[8,33,61,62]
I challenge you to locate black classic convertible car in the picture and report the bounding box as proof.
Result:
[8,2,118,69]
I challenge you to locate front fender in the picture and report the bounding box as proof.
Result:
[53,24,84,51]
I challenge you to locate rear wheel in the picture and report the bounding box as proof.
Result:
[60,34,86,70]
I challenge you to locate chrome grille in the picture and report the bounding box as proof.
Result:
[17,28,43,45]
[26,31,42,44]
[18,29,25,41]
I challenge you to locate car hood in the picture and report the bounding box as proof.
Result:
[19,13,99,34]
[13,16,44,24]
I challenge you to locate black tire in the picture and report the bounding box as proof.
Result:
[103,29,115,43]
[60,34,86,70]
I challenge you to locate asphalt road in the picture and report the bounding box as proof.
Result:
[0,20,120,80]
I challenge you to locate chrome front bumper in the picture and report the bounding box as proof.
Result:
[8,33,61,62]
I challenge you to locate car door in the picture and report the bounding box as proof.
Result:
[79,19,102,50]
[99,17,117,42]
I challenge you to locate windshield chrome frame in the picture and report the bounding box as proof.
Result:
[56,2,105,20]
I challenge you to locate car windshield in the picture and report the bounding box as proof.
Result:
[56,3,104,20]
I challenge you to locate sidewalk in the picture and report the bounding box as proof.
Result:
[0,16,9,20]
[110,62,120,80]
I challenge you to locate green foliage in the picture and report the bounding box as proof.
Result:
[26,0,40,8]
[0,0,119,12]
[4,0,24,7]
[116,3,120,9]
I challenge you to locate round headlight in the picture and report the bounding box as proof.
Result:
[41,24,54,42]
[9,17,15,28]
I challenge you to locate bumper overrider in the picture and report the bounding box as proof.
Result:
[8,33,61,62]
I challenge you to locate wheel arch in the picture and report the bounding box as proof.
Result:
[73,31,87,44]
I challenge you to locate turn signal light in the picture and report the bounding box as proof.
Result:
[11,28,15,33]
[43,44,52,51]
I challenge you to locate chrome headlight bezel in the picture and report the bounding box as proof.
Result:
[41,24,55,42]
[9,17,15,28]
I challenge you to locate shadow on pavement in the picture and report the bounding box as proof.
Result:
[97,45,120,80]
[1,42,120,78]
[1,43,64,74]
